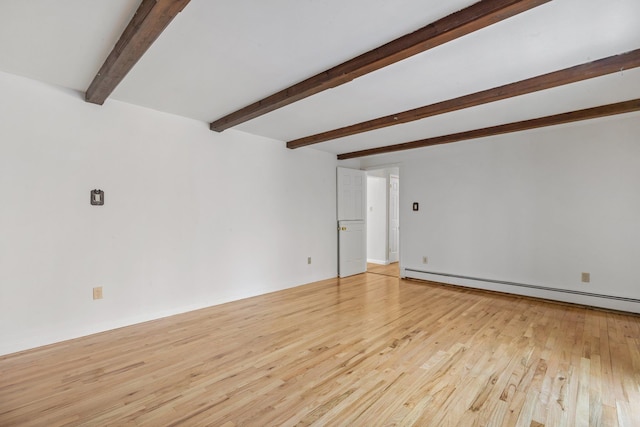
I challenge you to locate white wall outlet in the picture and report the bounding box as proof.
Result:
[422,256,428,264]
[93,286,103,300]
[581,272,590,283]
[307,257,312,265]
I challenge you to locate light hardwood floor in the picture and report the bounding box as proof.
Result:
[367,262,400,277]
[1,273,640,426]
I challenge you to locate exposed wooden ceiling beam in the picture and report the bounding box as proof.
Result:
[209,0,552,132]
[289,48,640,149]
[85,0,191,105]
[336,99,640,160]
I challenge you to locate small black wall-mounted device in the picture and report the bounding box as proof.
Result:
[412,202,419,211]
[91,189,104,206]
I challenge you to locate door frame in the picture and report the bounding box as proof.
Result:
[363,164,401,272]
[388,174,400,263]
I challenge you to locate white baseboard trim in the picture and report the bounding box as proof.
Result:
[404,268,640,314]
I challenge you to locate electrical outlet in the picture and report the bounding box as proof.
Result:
[93,286,103,300]
[307,257,312,265]
[422,256,428,264]
[581,272,590,283]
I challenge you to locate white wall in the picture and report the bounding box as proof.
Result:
[366,176,387,264]
[361,113,640,313]
[0,71,339,355]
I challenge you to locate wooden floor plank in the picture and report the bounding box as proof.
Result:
[1,273,639,426]
[366,262,400,277]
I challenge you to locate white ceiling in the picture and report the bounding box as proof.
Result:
[1,0,639,156]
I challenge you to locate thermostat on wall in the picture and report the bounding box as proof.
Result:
[91,189,104,206]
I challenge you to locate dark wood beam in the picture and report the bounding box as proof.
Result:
[336,99,640,159]
[85,0,191,105]
[210,0,552,132]
[289,48,640,149]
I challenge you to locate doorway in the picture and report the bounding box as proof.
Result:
[366,167,400,277]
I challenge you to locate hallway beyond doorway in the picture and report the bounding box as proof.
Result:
[367,262,399,278]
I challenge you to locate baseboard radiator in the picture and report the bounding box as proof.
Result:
[404,268,640,305]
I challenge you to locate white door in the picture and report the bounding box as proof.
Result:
[337,167,366,221]
[337,167,366,277]
[338,220,366,277]
[388,175,399,263]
